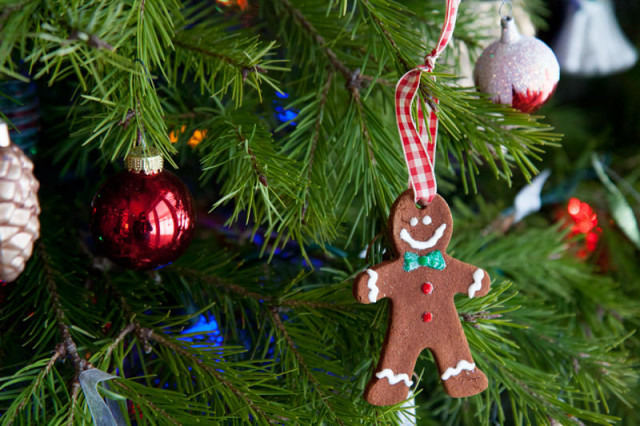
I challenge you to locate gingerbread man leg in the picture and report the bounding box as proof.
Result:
[430,321,488,398]
[364,329,421,406]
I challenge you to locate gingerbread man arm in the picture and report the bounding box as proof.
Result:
[353,261,396,304]
[446,257,491,299]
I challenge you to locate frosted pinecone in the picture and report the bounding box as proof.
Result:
[0,139,40,283]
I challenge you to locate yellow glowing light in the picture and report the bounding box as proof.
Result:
[188,129,207,148]
[169,126,207,148]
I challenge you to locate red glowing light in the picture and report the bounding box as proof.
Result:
[567,198,581,216]
[565,198,601,257]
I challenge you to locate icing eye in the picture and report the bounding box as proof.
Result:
[410,217,419,227]
[422,216,432,225]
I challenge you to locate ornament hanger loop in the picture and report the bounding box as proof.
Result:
[499,0,513,19]
[424,48,437,71]
[136,128,146,148]
[395,0,460,206]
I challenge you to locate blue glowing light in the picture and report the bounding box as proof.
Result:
[274,105,298,126]
[178,314,223,348]
[273,91,298,126]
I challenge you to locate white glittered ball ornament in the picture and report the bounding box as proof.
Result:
[474,17,560,113]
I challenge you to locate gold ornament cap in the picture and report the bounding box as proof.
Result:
[125,146,164,174]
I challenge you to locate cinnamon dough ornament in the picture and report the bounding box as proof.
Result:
[354,190,491,406]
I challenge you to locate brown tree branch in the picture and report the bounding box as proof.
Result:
[67,31,115,51]
[174,39,265,79]
[67,379,81,426]
[361,0,411,70]
[276,0,378,167]
[17,344,66,411]
[39,241,91,374]
[278,0,352,82]
[104,323,136,360]
[461,311,502,329]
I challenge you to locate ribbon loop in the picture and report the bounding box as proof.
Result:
[395,0,461,205]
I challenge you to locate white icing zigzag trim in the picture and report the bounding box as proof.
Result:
[376,369,413,387]
[441,360,476,381]
[366,269,379,303]
[468,269,484,298]
[399,223,447,250]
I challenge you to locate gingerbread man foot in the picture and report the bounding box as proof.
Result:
[440,362,488,398]
[364,369,413,406]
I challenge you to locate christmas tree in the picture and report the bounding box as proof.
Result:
[1,0,639,424]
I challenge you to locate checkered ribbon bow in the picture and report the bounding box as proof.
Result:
[395,0,461,205]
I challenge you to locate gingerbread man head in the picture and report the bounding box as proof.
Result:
[389,190,454,257]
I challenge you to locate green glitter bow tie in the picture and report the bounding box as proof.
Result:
[403,250,446,272]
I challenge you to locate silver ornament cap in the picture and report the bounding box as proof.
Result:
[473,16,560,113]
[0,122,40,283]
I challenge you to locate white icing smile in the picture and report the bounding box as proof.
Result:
[399,223,447,250]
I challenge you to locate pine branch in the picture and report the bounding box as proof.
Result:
[301,69,334,221]
[14,344,65,413]
[278,0,352,82]
[173,266,341,310]
[110,380,181,426]
[360,0,412,71]
[66,379,82,426]
[173,39,264,76]
[41,241,90,374]
[269,308,345,426]
[143,327,276,424]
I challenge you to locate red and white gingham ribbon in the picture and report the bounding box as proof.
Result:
[395,0,460,205]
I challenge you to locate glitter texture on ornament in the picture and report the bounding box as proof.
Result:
[474,16,560,113]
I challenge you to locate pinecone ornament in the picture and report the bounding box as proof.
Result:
[0,122,40,283]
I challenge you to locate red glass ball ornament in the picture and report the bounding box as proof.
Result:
[90,148,195,270]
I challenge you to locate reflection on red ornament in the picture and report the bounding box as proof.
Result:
[91,169,195,270]
[565,198,601,258]
[216,0,249,10]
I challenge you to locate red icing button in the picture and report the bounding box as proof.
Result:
[421,282,433,294]
[422,312,433,322]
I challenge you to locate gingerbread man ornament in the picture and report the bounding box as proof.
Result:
[354,190,491,406]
